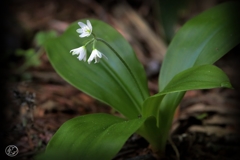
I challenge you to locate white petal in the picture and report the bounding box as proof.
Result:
[87,52,95,64]
[87,20,92,31]
[78,22,87,28]
[70,48,79,55]
[80,32,90,38]
[77,53,85,60]
[76,28,83,33]
[73,47,86,61]
[94,56,99,63]
[96,50,102,58]
[92,50,98,56]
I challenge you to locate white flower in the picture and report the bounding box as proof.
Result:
[88,49,107,64]
[70,46,87,61]
[76,20,92,38]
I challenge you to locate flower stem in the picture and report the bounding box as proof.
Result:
[95,37,145,101]
[85,38,95,46]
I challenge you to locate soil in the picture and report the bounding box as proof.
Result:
[2,0,240,160]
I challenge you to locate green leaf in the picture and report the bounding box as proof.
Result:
[159,1,240,90]
[144,64,232,121]
[142,64,232,151]
[44,19,149,119]
[160,64,232,94]
[149,1,240,152]
[36,113,146,160]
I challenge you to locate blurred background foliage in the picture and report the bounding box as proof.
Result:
[5,0,234,81]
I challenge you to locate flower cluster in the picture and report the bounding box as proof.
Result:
[70,20,107,64]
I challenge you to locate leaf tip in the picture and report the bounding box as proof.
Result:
[221,82,233,89]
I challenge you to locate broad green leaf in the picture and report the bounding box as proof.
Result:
[136,116,160,152]
[44,19,149,119]
[160,64,232,94]
[159,1,240,90]
[143,64,232,120]
[36,113,146,160]
[142,64,232,151]
[151,1,240,152]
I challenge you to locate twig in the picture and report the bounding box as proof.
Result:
[168,136,180,160]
